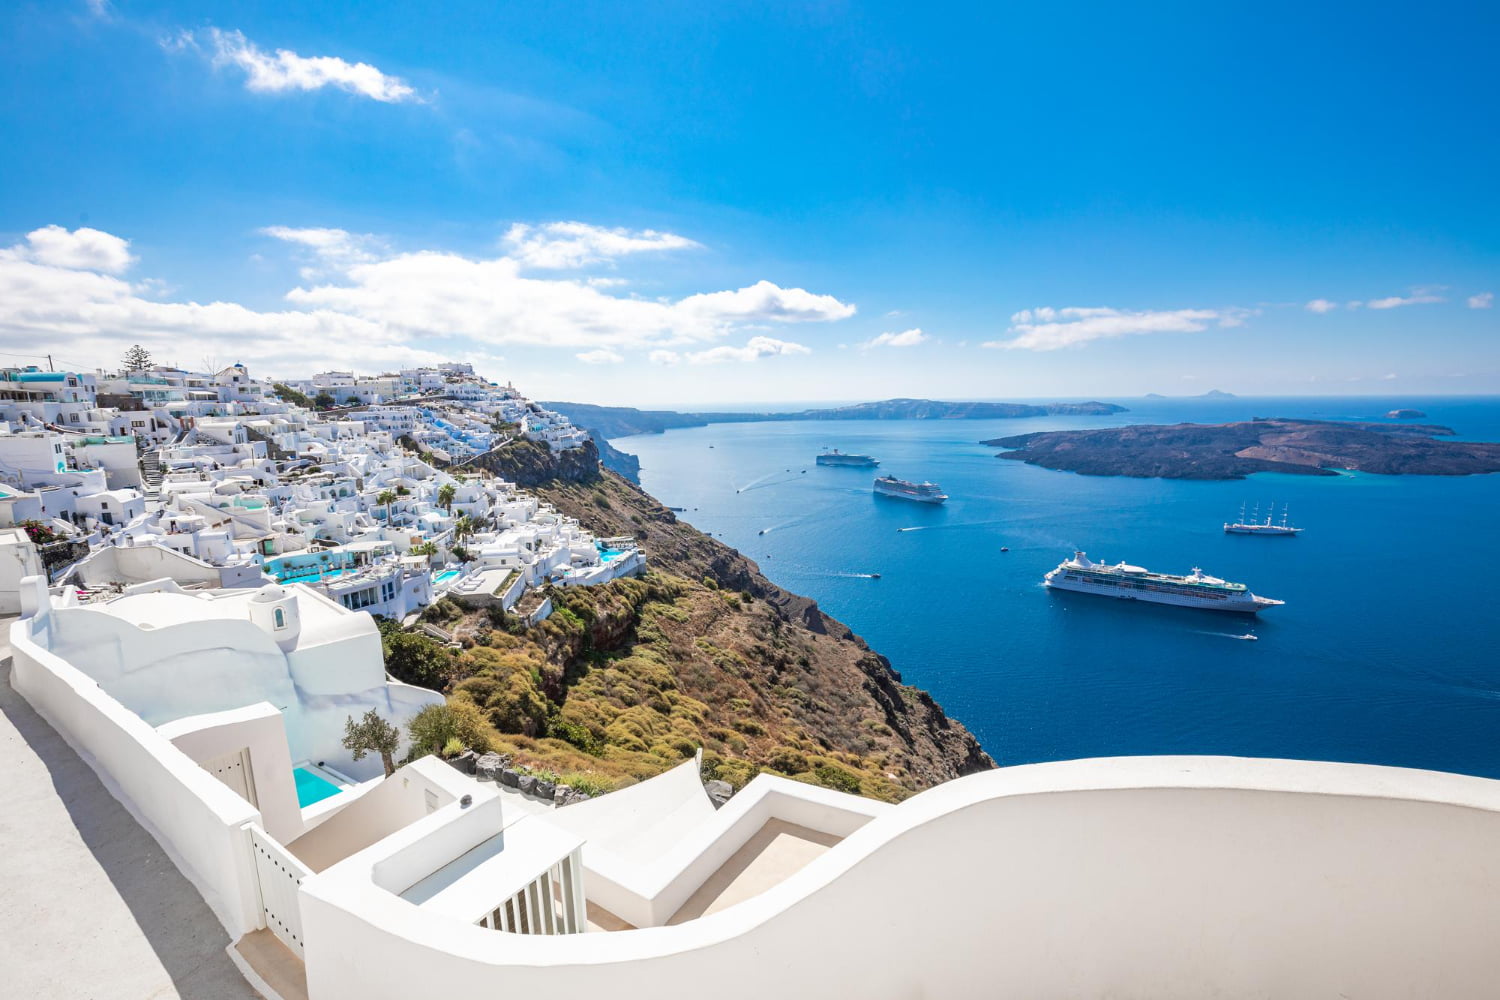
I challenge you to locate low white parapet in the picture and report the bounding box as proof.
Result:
[300,756,1500,1000]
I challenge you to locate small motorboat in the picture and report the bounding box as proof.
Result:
[1000,546,1009,552]
[1236,634,1258,641]
[869,573,881,579]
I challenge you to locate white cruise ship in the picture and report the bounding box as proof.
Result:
[1044,552,1284,613]
[873,475,948,504]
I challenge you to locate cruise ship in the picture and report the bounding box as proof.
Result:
[817,449,879,467]
[1044,552,1283,613]
[1224,502,1302,536]
[873,475,948,504]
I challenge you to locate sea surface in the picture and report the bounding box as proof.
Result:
[615,397,1500,779]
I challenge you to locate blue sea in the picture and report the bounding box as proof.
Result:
[616,397,1500,779]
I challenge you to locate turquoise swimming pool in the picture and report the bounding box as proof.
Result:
[599,548,627,562]
[434,569,461,584]
[294,766,344,807]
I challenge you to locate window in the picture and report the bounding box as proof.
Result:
[273,608,287,630]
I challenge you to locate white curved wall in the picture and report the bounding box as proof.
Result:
[301,757,1500,1000]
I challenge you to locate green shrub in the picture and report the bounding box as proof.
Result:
[548,717,605,756]
[407,701,493,758]
[814,763,862,795]
[559,773,611,797]
[442,736,465,758]
[766,747,810,774]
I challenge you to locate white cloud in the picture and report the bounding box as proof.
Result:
[864,327,927,348]
[85,0,112,18]
[1381,373,1398,380]
[1305,299,1339,314]
[685,337,812,364]
[676,280,856,325]
[986,306,1228,351]
[504,221,699,270]
[14,224,136,275]
[1367,291,1445,309]
[1468,291,1494,309]
[0,223,853,375]
[191,28,419,103]
[575,348,624,365]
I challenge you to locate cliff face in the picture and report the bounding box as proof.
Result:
[440,438,992,800]
[465,437,604,487]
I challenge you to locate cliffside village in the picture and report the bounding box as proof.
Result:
[0,359,643,621]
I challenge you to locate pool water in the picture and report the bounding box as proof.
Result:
[294,766,344,807]
[598,549,626,562]
[434,569,461,583]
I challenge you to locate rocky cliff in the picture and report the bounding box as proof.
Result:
[428,437,993,800]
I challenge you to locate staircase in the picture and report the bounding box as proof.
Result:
[140,449,164,502]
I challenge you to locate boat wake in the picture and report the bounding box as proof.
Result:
[1195,630,1260,641]
[737,471,802,493]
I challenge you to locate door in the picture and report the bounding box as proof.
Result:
[201,747,258,807]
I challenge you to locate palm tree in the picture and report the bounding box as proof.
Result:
[437,483,456,512]
[377,489,397,524]
[454,514,478,541]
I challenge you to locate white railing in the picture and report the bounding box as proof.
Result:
[475,849,586,935]
[249,823,312,957]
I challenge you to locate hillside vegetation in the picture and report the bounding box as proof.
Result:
[396,444,992,802]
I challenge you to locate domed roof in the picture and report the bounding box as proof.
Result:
[251,584,287,603]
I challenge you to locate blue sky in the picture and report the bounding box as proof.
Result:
[0,1,1495,404]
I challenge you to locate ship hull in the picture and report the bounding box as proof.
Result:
[818,456,879,467]
[1044,576,1273,613]
[1224,525,1301,536]
[873,488,947,504]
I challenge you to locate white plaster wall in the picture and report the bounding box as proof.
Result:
[161,703,303,845]
[47,608,296,727]
[300,758,1500,1000]
[0,529,43,612]
[76,543,222,588]
[9,616,263,939]
[287,757,471,873]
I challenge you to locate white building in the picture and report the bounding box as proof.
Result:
[12,574,1500,1000]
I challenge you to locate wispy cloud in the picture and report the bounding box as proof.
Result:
[1366,290,1445,310]
[685,336,811,364]
[260,226,385,278]
[863,327,927,348]
[1305,298,1339,314]
[985,306,1233,351]
[504,222,700,270]
[0,223,853,374]
[1468,291,1494,309]
[168,28,420,103]
[575,348,624,365]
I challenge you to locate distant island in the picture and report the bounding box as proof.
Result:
[1387,408,1427,419]
[1143,389,1237,399]
[546,398,1129,479]
[984,419,1500,479]
[545,397,1128,440]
